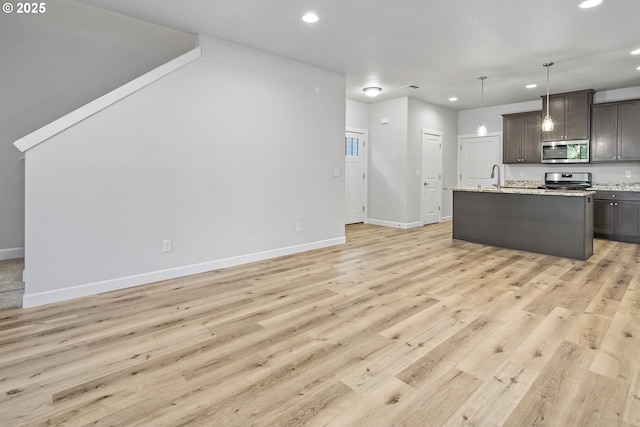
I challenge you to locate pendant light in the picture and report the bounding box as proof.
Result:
[477,76,488,137]
[542,62,555,132]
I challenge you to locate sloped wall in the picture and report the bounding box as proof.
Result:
[23,33,346,306]
[0,0,196,259]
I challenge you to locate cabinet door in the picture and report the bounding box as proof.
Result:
[542,96,566,141]
[591,104,618,162]
[564,92,591,140]
[615,201,640,237]
[594,199,614,235]
[618,100,640,161]
[521,112,541,162]
[502,115,523,164]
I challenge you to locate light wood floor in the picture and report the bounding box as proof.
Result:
[1,222,640,426]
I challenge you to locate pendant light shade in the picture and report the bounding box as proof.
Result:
[477,76,487,136]
[542,62,554,132]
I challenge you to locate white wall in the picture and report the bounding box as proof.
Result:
[22,34,346,306]
[458,100,541,136]
[367,98,409,225]
[0,0,196,260]
[408,98,458,221]
[364,97,458,227]
[346,100,370,130]
[458,86,640,184]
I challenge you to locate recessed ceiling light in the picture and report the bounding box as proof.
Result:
[637,66,640,71]
[526,84,537,89]
[302,12,319,23]
[578,0,602,8]
[632,48,640,55]
[449,97,458,102]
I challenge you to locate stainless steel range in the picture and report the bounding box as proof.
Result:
[538,172,593,190]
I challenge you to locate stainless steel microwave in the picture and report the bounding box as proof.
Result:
[541,141,589,163]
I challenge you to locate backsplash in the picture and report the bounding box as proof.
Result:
[504,163,640,184]
[504,179,640,191]
[504,180,542,188]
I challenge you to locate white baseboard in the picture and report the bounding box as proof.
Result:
[0,247,25,261]
[366,218,452,228]
[365,219,423,229]
[22,236,345,308]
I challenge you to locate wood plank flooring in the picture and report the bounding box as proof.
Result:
[1,222,640,426]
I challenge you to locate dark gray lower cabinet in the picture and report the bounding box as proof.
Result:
[453,190,593,260]
[594,191,640,242]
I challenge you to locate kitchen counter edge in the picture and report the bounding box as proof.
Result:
[449,187,596,197]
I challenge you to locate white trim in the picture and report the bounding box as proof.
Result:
[365,218,423,229]
[422,128,443,137]
[346,127,368,134]
[22,236,345,308]
[458,131,502,140]
[441,215,453,222]
[14,46,202,153]
[0,247,24,261]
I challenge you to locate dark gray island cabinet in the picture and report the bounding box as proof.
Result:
[452,188,594,260]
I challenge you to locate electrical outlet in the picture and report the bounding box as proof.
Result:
[626,171,632,178]
[162,239,172,253]
[296,222,302,233]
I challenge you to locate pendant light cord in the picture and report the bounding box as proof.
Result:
[544,62,553,117]
[479,76,487,124]
[546,65,550,117]
[481,77,484,123]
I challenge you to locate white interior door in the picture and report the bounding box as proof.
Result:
[421,131,442,225]
[458,135,501,188]
[345,131,366,224]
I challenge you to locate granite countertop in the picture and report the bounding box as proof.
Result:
[449,186,595,197]
[450,180,640,196]
[502,180,640,192]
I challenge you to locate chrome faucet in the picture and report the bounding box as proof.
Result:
[491,164,501,190]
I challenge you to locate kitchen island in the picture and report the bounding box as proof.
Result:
[452,187,595,260]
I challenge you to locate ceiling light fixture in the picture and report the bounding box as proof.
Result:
[302,12,319,23]
[526,84,537,89]
[449,97,458,101]
[542,62,555,132]
[579,0,602,8]
[632,48,640,55]
[363,87,382,97]
[477,76,487,137]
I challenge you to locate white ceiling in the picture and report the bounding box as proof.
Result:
[80,0,640,110]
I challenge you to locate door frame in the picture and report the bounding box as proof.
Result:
[345,127,369,224]
[421,129,443,226]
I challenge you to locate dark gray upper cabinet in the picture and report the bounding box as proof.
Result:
[591,99,640,162]
[541,89,594,142]
[502,111,541,164]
